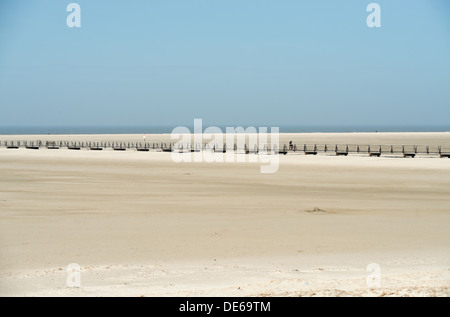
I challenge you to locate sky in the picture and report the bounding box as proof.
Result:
[0,0,449,131]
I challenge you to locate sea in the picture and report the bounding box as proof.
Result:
[0,125,448,135]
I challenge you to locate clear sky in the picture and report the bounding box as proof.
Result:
[0,0,449,131]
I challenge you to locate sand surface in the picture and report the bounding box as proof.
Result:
[0,133,449,296]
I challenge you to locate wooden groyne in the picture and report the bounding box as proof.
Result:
[1,140,449,158]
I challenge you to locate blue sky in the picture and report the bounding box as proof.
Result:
[0,0,449,130]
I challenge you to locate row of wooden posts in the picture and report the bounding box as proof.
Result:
[1,140,450,158]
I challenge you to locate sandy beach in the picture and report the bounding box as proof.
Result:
[2,131,450,146]
[0,132,449,296]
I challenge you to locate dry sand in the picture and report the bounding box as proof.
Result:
[0,133,449,296]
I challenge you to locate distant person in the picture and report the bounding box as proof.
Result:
[289,140,293,150]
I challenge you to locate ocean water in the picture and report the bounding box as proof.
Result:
[0,125,448,135]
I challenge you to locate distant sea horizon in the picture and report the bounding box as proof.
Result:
[0,125,448,135]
